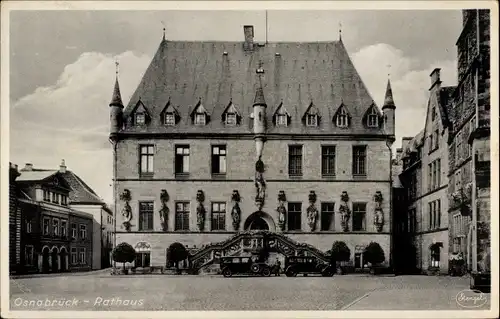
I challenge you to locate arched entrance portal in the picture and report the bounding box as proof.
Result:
[244,211,276,232]
[41,246,50,273]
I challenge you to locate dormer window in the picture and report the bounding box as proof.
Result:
[226,113,237,126]
[337,108,348,127]
[165,113,175,126]
[367,108,379,127]
[277,114,287,126]
[136,112,146,125]
[306,114,318,127]
[195,113,206,125]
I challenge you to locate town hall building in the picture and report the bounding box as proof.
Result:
[110,26,397,271]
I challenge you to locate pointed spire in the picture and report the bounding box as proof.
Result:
[338,22,342,41]
[253,60,266,106]
[109,60,123,108]
[382,79,396,110]
[161,21,166,42]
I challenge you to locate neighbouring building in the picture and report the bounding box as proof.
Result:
[9,163,22,274]
[13,163,94,273]
[111,26,396,272]
[449,9,490,288]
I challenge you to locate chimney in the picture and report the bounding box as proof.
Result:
[24,163,33,171]
[243,25,254,51]
[429,68,441,90]
[59,159,67,173]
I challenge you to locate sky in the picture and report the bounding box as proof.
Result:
[8,9,463,205]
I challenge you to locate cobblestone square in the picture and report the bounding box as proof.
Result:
[9,274,491,311]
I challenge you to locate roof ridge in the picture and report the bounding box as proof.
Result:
[67,171,103,202]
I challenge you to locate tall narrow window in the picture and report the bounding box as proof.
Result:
[24,245,34,266]
[43,190,50,202]
[320,202,335,231]
[428,163,432,191]
[437,200,441,228]
[175,202,190,231]
[211,202,226,231]
[430,247,440,268]
[352,146,367,176]
[432,161,437,190]
[287,203,302,231]
[53,219,60,236]
[226,113,237,126]
[352,203,366,231]
[434,129,439,149]
[139,201,154,231]
[211,146,227,175]
[336,108,348,127]
[431,106,436,121]
[437,159,441,186]
[71,248,78,264]
[43,217,50,235]
[60,220,67,237]
[79,248,86,264]
[321,146,336,177]
[367,108,378,127]
[25,219,32,233]
[140,145,154,175]
[429,202,433,230]
[175,145,190,175]
[288,145,303,177]
[52,192,58,203]
[71,223,77,239]
[456,132,462,162]
[79,224,87,239]
[429,133,434,151]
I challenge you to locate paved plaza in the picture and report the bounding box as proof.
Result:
[9,272,491,311]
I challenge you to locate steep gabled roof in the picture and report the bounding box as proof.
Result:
[332,102,352,120]
[121,38,383,135]
[438,86,456,128]
[302,101,320,120]
[59,171,105,205]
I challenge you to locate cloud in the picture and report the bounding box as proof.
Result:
[10,51,151,204]
[351,43,457,147]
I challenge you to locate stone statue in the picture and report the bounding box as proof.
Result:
[307,191,318,231]
[119,189,132,231]
[254,157,266,209]
[339,191,350,232]
[277,190,287,231]
[196,190,206,231]
[373,191,384,232]
[159,189,169,231]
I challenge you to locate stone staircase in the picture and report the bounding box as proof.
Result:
[189,231,329,274]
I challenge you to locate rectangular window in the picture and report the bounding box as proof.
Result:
[428,163,432,191]
[321,146,336,177]
[306,114,317,127]
[25,245,34,266]
[429,134,434,151]
[432,106,436,121]
[195,113,206,125]
[79,248,86,264]
[43,217,50,235]
[71,248,77,264]
[320,202,335,231]
[288,146,303,177]
[226,113,237,126]
[139,145,154,175]
[136,112,146,125]
[429,202,433,230]
[52,192,58,203]
[368,114,378,127]
[277,114,287,126]
[352,203,367,231]
[136,252,151,267]
[79,224,87,239]
[71,223,77,239]
[53,219,60,236]
[211,202,226,231]
[43,190,50,202]
[437,200,441,228]
[61,220,67,237]
[435,129,439,149]
[25,219,32,233]
[287,203,302,231]
[138,201,154,231]
[456,132,462,163]
[175,202,190,231]
[211,145,227,174]
[61,195,67,206]
[432,161,437,190]
[165,113,175,126]
[352,146,367,176]
[437,159,441,187]
[175,145,190,174]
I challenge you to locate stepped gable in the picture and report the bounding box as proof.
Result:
[122,38,383,135]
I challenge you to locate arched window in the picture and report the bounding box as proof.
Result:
[135,242,151,268]
[430,243,442,268]
[336,108,348,128]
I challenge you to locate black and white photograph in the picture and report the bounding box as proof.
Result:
[1,1,498,318]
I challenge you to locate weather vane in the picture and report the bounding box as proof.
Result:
[161,20,166,39]
[387,64,392,78]
[115,59,119,76]
[339,22,342,39]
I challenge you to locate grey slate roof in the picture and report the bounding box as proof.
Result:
[121,39,387,136]
[438,86,456,127]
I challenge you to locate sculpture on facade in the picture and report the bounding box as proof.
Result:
[373,191,384,233]
[231,190,242,231]
[196,190,206,231]
[119,189,132,231]
[306,191,319,231]
[338,191,351,232]
[159,189,169,231]
[277,190,287,231]
[254,156,266,210]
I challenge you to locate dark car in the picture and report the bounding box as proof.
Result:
[220,256,272,277]
[284,256,334,277]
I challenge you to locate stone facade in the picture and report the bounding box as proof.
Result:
[111,26,396,271]
[9,163,21,274]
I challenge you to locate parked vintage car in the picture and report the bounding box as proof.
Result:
[284,256,334,277]
[220,256,272,277]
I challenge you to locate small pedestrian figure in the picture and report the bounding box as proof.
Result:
[274,260,281,276]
